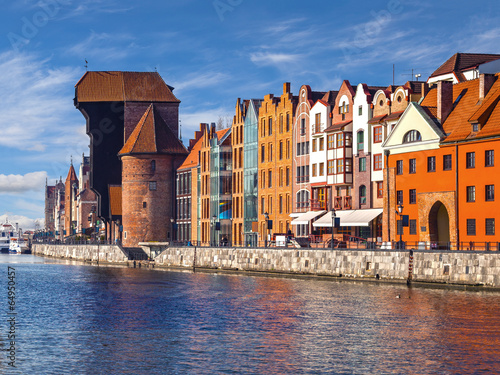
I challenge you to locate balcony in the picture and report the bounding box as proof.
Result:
[310,199,327,211]
[296,176,310,184]
[295,201,310,213]
[333,196,352,210]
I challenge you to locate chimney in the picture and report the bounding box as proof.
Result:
[479,74,495,100]
[421,82,431,98]
[283,82,291,95]
[437,81,453,123]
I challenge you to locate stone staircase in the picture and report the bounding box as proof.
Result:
[123,247,149,260]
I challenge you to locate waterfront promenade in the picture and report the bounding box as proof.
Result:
[33,243,500,288]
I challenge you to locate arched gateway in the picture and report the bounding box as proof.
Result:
[428,201,450,247]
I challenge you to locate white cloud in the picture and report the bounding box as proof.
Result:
[0,171,48,194]
[67,31,136,61]
[0,51,85,153]
[250,52,302,66]
[0,213,44,231]
[171,71,230,92]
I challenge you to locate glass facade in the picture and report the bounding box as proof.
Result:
[243,100,261,246]
[210,134,233,244]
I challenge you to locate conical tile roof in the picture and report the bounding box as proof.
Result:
[119,104,188,156]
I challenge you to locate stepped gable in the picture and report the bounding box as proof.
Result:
[429,53,500,80]
[119,104,187,156]
[75,71,180,103]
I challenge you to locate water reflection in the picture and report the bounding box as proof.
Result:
[0,256,499,374]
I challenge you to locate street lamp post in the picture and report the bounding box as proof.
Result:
[331,208,336,250]
[170,218,176,244]
[264,212,269,248]
[398,204,404,249]
[211,215,216,247]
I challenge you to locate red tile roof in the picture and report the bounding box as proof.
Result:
[430,53,500,79]
[65,164,78,183]
[420,74,500,143]
[75,71,180,103]
[178,135,203,171]
[119,104,188,156]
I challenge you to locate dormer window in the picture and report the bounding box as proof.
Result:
[472,123,479,132]
[403,130,422,143]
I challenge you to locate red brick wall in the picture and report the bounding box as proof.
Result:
[121,154,176,247]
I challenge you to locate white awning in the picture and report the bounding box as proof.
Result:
[290,210,326,225]
[312,209,383,227]
[312,210,354,227]
[340,208,383,227]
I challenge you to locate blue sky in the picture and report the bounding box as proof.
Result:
[0,0,499,229]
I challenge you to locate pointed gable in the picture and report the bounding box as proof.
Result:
[382,102,445,154]
[66,164,78,183]
[119,104,187,156]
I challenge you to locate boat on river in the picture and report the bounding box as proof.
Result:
[1,219,28,254]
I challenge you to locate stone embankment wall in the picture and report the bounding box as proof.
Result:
[32,244,500,288]
[33,244,128,263]
[155,247,500,287]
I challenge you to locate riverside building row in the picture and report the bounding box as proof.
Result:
[175,53,500,249]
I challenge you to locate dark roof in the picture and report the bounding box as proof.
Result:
[75,71,180,103]
[430,53,500,78]
[119,104,188,156]
[325,121,352,132]
[384,111,404,122]
[368,114,387,124]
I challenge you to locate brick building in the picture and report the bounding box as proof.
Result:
[383,73,500,248]
[74,71,185,247]
[118,104,187,247]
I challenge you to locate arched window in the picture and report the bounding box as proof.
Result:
[403,130,421,143]
[357,130,364,151]
[359,185,366,205]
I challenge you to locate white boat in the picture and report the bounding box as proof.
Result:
[9,237,29,254]
[0,219,27,254]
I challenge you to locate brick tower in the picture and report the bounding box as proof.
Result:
[118,104,188,247]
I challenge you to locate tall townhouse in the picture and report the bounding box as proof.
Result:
[313,81,354,237]
[243,99,263,246]
[352,82,424,241]
[309,92,337,237]
[176,124,206,244]
[382,73,500,249]
[258,83,297,242]
[231,98,249,246]
[291,85,327,238]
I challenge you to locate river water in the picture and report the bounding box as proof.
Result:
[0,254,499,374]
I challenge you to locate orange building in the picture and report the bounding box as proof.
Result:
[383,73,500,249]
[258,83,297,242]
[231,99,249,246]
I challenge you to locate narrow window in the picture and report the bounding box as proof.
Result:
[467,219,476,236]
[427,156,436,172]
[486,218,495,236]
[373,126,383,143]
[486,185,495,201]
[409,219,417,235]
[374,154,383,171]
[149,181,157,191]
[397,190,403,205]
[466,186,476,202]
[466,152,475,169]
[443,155,452,170]
[409,158,416,174]
[396,160,403,175]
[409,189,416,204]
[485,150,494,167]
